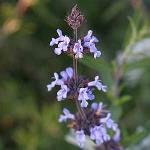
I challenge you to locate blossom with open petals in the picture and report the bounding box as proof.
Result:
[59,108,75,122]
[76,130,85,148]
[88,76,107,92]
[57,85,69,101]
[73,40,83,58]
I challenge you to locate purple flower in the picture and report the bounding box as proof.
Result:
[94,50,101,59]
[57,85,69,101]
[91,102,103,111]
[76,130,85,148]
[47,67,73,92]
[59,108,75,122]
[49,29,70,55]
[88,76,107,92]
[78,88,94,107]
[100,113,118,131]
[65,67,73,78]
[87,89,95,100]
[84,36,98,48]
[47,73,64,91]
[90,125,110,145]
[60,67,73,81]
[84,30,93,42]
[54,36,70,55]
[60,71,68,81]
[73,40,83,58]
[87,44,101,59]
[83,30,101,58]
[113,128,121,142]
[49,29,64,46]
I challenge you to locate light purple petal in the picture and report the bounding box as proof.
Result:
[58,114,66,122]
[78,88,91,107]
[58,108,74,122]
[47,72,62,91]
[78,88,89,100]
[88,81,95,86]
[88,76,107,92]
[91,103,98,110]
[100,113,118,131]
[91,36,99,43]
[73,40,83,58]
[112,123,118,131]
[90,125,110,145]
[81,99,88,107]
[53,72,59,79]
[91,102,103,111]
[87,90,95,100]
[84,30,93,42]
[101,85,107,92]
[90,126,103,145]
[89,44,97,53]
[113,128,120,142]
[57,29,62,36]
[60,71,68,81]
[47,84,53,91]
[94,51,101,58]
[66,67,73,78]
[63,108,70,115]
[76,130,85,148]
[75,52,83,58]
[50,38,57,46]
[54,47,62,55]
[57,85,69,101]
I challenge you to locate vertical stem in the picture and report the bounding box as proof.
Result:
[73,55,77,83]
[73,28,78,83]
[73,28,78,82]
[74,28,78,41]
[73,28,86,119]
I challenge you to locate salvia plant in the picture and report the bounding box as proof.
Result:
[47,5,123,150]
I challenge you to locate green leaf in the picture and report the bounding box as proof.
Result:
[79,56,113,87]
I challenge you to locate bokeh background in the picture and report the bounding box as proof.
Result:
[0,0,150,150]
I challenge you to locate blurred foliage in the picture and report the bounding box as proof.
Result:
[0,0,150,150]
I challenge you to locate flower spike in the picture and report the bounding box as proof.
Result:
[47,4,122,149]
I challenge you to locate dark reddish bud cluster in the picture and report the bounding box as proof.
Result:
[66,4,84,29]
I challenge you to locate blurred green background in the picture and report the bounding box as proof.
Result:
[0,0,150,150]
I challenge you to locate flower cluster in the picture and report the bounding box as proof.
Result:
[47,4,122,149]
[59,102,120,148]
[49,29,101,58]
[47,67,107,107]
[95,128,123,150]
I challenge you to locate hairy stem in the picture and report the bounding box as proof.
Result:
[73,55,77,83]
[73,28,78,82]
[73,28,86,119]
